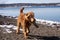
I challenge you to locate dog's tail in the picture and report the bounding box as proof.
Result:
[20,7,24,13]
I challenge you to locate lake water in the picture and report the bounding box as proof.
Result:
[0,7,60,22]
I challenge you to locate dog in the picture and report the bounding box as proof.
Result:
[16,7,38,38]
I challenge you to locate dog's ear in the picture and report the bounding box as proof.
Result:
[25,13,30,17]
[25,13,29,20]
[26,13,28,16]
[26,13,30,16]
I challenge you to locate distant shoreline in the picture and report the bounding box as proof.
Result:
[0,3,60,7]
[0,6,60,8]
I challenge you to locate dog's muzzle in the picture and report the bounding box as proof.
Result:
[31,18,35,22]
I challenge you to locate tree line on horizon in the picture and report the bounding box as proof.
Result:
[0,3,60,7]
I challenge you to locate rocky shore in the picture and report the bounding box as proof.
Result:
[0,15,60,40]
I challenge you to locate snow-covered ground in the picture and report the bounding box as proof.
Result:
[36,19,60,27]
[36,19,60,24]
[0,25,23,33]
[0,19,60,33]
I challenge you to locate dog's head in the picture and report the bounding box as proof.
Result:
[25,11,35,23]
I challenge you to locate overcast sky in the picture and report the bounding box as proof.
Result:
[0,0,60,4]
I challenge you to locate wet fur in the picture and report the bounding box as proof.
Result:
[16,7,38,38]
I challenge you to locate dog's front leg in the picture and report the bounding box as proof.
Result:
[26,26,30,34]
[26,27,30,36]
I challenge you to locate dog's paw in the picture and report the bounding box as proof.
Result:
[16,31,20,34]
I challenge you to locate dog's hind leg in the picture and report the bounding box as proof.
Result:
[22,24,27,38]
[16,22,21,34]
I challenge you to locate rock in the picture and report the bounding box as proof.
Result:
[52,23,57,25]
[0,21,4,25]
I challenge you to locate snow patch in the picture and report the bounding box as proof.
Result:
[36,18,60,25]
[0,19,60,33]
[0,25,23,33]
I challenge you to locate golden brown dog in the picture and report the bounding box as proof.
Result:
[16,7,38,38]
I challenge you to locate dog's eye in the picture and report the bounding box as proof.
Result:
[28,16,30,18]
[27,16,31,18]
[26,14,28,16]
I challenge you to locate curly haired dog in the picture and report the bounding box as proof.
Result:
[16,7,38,38]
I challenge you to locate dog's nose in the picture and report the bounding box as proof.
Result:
[31,18,34,22]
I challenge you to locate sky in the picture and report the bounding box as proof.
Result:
[0,0,60,4]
